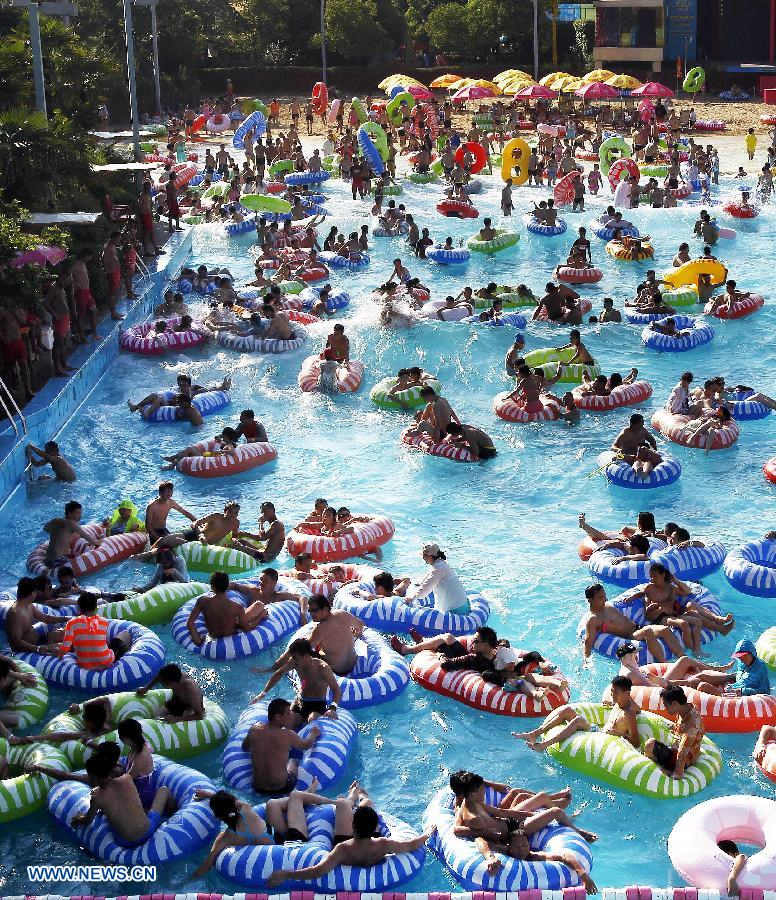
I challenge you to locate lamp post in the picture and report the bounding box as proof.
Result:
[320,0,327,83]
[134,0,161,118]
[532,0,539,82]
[122,0,141,160]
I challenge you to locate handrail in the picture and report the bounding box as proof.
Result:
[0,375,26,436]
[0,388,20,440]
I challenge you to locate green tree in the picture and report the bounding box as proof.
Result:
[425,2,470,54]
[324,0,391,62]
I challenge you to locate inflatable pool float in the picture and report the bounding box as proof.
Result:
[221,701,357,793]
[578,533,665,562]
[724,201,758,219]
[13,619,164,691]
[543,701,721,797]
[171,590,302,661]
[572,381,652,411]
[766,458,776,484]
[524,346,600,383]
[298,357,364,394]
[177,542,256,576]
[400,427,477,461]
[597,451,682,490]
[286,514,394,562]
[724,540,776,597]
[704,293,764,319]
[669,796,776,890]
[662,285,699,307]
[606,239,654,261]
[210,324,308,354]
[578,582,721,664]
[26,523,146,577]
[728,389,771,420]
[411,636,568,716]
[119,317,207,355]
[651,408,739,450]
[555,266,603,285]
[214,801,424,889]
[317,250,369,271]
[757,627,776,669]
[524,216,567,236]
[586,539,667,587]
[225,218,258,237]
[43,689,230,766]
[480,289,536,309]
[641,315,714,352]
[299,287,350,313]
[409,172,438,184]
[277,562,380,599]
[461,311,527,328]
[694,119,725,132]
[284,170,331,186]
[334,583,490,636]
[466,229,519,253]
[175,439,277,477]
[628,665,776,733]
[663,258,728,289]
[590,221,639,241]
[287,626,409,708]
[48,758,219,864]
[0,659,47,728]
[0,737,70,822]
[423,785,592,891]
[426,246,471,264]
[436,199,479,218]
[370,375,441,410]
[493,392,560,423]
[145,389,230,423]
[649,541,726,579]
[625,307,670,325]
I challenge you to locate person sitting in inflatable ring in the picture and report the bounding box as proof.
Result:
[643,685,705,779]
[103,499,144,536]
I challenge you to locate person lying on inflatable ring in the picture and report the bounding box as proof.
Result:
[579,369,639,397]
[680,406,733,452]
[443,422,496,461]
[705,279,753,317]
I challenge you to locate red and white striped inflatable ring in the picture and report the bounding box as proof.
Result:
[285,515,395,563]
[765,457,776,484]
[176,440,277,478]
[607,157,640,192]
[555,266,603,285]
[288,309,319,326]
[278,563,380,597]
[534,297,592,320]
[410,636,569,716]
[572,380,653,411]
[704,294,764,319]
[119,317,207,355]
[626,663,776,733]
[493,393,560,423]
[670,183,692,199]
[297,265,329,282]
[575,150,599,162]
[26,523,147,577]
[400,428,476,462]
[298,356,364,393]
[651,408,740,451]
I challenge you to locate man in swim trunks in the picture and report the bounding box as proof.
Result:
[42,501,101,570]
[185,572,270,645]
[643,685,705,777]
[505,336,526,377]
[136,662,205,721]
[390,626,496,665]
[408,387,461,442]
[71,249,98,338]
[188,501,241,547]
[325,323,349,363]
[144,481,198,544]
[611,413,663,478]
[240,696,321,794]
[102,232,125,320]
[5,577,67,654]
[532,283,565,321]
[233,501,285,563]
[444,422,497,461]
[555,329,595,367]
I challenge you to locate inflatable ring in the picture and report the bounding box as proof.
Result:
[284,170,331,186]
[43,689,230,767]
[26,523,146,577]
[641,315,714,352]
[599,135,629,175]
[12,619,164,691]
[757,626,776,667]
[525,216,567,236]
[311,82,328,116]
[572,380,653,411]
[222,700,357,793]
[317,250,369,271]
[454,141,487,174]
[386,90,416,126]
[524,347,600,383]
[705,293,764,319]
[683,66,706,93]
[232,110,266,150]
[48,757,218,863]
[671,182,693,199]
[553,171,579,207]
[588,539,724,587]
[466,229,519,253]
[597,450,682,490]
[177,542,257,576]
[326,99,341,125]
[663,258,728,289]
[590,220,639,241]
[728,389,771,421]
[663,285,699,306]
[479,288,535,308]
[411,635,568,716]
[651,408,739,450]
[579,581,721,664]
[724,201,758,219]
[409,171,437,184]
[334,584,490,636]
[606,239,654,261]
[423,785,592,890]
[359,121,388,158]
[0,737,70,822]
[607,157,640,192]
[625,306,670,324]
[215,801,423,889]
[586,538,667,587]
[724,540,776,597]
[241,194,291,213]
[0,659,48,728]
[493,392,560,423]
[298,356,364,394]
[145,389,230,423]
[426,246,471,264]
[501,137,531,185]
[206,115,230,133]
[543,701,722,797]
[400,427,477,461]
[211,324,308,354]
[436,199,478,218]
[268,158,293,177]
[225,218,258,237]
[461,311,527,328]
[286,514,394,562]
[299,286,349,313]
[639,163,669,178]
[766,458,776,484]
[175,439,277,478]
[171,589,302,661]
[119,317,207,355]
[370,375,441,410]
[555,266,603,284]
[278,563,380,599]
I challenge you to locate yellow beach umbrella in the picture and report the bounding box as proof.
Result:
[495,69,531,84]
[540,71,571,87]
[582,68,615,84]
[560,78,584,93]
[605,73,642,90]
[378,74,426,91]
[430,74,463,89]
[471,79,502,94]
[502,80,534,96]
[447,77,475,91]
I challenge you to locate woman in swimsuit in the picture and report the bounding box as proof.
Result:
[116,719,156,810]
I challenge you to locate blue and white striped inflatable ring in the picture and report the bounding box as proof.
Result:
[524,216,567,236]
[299,286,350,313]
[729,389,771,421]
[215,802,424,889]
[171,589,302,661]
[284,170,331,186]
[47,758,219,864]
[461,312,527,328]
[334,583,490,636]
[146,389,231,423]
[423,786,592,891]
[11,619,164,691]
[578,582,722,664]
[590,222,639,240]
[213,325,308,354]
[225,219,257,237]
[189,171,223,187]
[222,701,357,793]
[426,247,471,264]
[318,250,370,271]
[651,541,727,580]
[641,315,714,352]
[625,307,668,325]
[598,451,682,490]
[288,626,409,708]
[587,539,668,588]
[724,540,776,598]
[258,210,293,223]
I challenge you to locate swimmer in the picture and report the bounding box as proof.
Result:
[136,662,205,722]
[444,422,497,461]
[144,481,198,543]
[232,501,285,563]
[41,501,101,570]
[185,572,270,645]
[26,441,76,482]
[611,413,662,478]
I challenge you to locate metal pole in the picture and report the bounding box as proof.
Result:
[320,0,327,83]
[533,0,539,82]
[150,1,161,117]
[122,0,141,161]
[28,4,48,118]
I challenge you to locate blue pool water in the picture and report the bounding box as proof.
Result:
[0,171,774,894]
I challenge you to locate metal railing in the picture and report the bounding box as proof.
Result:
[0,376,27,440]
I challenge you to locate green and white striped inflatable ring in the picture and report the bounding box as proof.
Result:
[544,702,722,797]
[524,346,600,384]
[0,736,71,822]
[5,659,48,728]
[662,285,699,307]
[42,690,230,767]
[466,229,520,254]
[370,376,441,411]
[475,290,536,309]
[178,542,257,575]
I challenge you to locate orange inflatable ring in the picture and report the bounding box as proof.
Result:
[298,356,364,393]
[493,393,560,423]
[454,142,487,174]
[651,409,740,451]
[312,82,328,117]
[627,663,776,733]
[285,515,395,562]
[572,380,653,411]
[555,266,602,284]
[26,524,147,577]
[723,202,758,219]
[764,458,776,484]
[176,439,277,478]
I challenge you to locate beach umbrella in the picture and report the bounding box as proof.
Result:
[494,69,531,84]
[407,85,434,100]
[501,79,536,96]
[515,83,558,99]
[471,79,503,94]
[540,72,571,87]
[605,73,642,90]
[430,74,463,88]
[451,84,497,102]
[553,75,582,92]
[631,81,674,99]
[575,81,619,100]
[447,77,475,91]
[11,245,67,268]
[582,68,615,84]
[378,74,426,91]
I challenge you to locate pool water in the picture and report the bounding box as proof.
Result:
[0,170,775,894]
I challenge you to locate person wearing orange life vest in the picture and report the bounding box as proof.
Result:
[59,592,130,669]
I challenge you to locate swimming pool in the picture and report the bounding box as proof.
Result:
[0,170,774,894]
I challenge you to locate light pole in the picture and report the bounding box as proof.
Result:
[134,0,161,118]
[320,0,327,83]
[532,0,539,81]
[122,0,141,160]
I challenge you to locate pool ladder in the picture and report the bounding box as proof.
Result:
[0,376,27,440]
